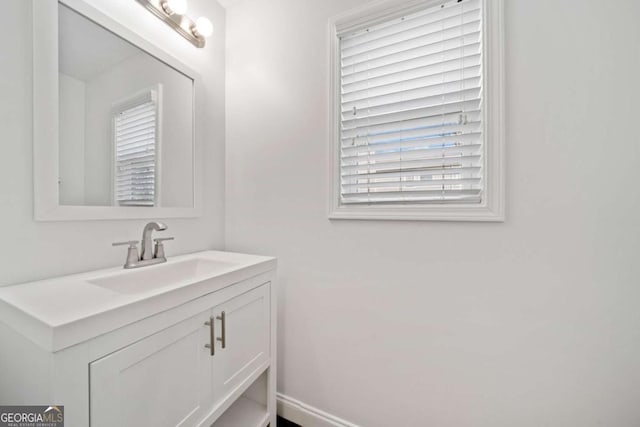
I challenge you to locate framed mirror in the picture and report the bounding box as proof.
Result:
[33,0,203,221]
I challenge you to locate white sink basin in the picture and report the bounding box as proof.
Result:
[0,251,276,352]
[88,258,238,294]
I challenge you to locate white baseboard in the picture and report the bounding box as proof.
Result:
[276,393,359,427]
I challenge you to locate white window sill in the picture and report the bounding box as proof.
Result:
[328,204,504,222]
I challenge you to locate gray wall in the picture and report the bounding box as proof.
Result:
[0,0,226,285]
[225,0,640,425]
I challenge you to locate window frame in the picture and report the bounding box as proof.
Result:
[110,85,163,208]
[328,0,505,222]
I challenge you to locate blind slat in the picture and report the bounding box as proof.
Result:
[116,140,155,152]
[342,89,482,129]
[341,8,481,59]
[115,170,155,178]
[342,109,481,144]
[115,126,155,140]
[342,76,481,112]
[116,152,155,164]
[344,176,481,189]
[116,148,155,161]
[116,120,156,136]
[342,98,480,138]
[342,166,481,184]
[342,143,482,164]
[343,54,481,93]
[342,64,481,103]
[344,123,482,154]
[342,23,481,71]
[340,0,481,48]
[117,164,155,174]
[115,109,155,126]
[115,115,155,132]
[341,154,482,176]
[341,42,481,84]
[342,189,481,204]
[342,134,482,160]
[344,186,481,197]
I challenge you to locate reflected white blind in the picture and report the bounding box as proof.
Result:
[114,96,157,207]
[339,0,483,205]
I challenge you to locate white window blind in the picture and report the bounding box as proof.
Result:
[339,0,483,205]
[113,90,159,207]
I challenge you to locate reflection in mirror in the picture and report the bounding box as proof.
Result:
[58,3,194,208]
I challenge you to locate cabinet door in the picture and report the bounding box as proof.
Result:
[212,283,270,402]
[90,310,212,427]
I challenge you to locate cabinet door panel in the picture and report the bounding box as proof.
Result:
[90,311,212,427]
[213,283,270,401]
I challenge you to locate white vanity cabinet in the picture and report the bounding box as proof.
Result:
[89,310,214,427]
[0,251,276,427]
[90,284,271,427]
[210,284,271,405]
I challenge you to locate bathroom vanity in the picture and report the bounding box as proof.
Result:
[0,251,277,427]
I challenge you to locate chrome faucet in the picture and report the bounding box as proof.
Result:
[141,221,167,260]
[113,221,174,269]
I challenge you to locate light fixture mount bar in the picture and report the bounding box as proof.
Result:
[135,0,205,48]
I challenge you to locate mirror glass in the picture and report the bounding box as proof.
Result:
[58,3,194,208]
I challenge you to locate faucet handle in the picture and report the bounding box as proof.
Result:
[112,240,139,248]
[153,237,174,260]
[113,241,140,269]
[153,237,174,243]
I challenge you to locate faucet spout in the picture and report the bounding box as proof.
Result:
[141,221,167,260]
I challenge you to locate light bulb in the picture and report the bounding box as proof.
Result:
[163,0,188,15]
[194,17,213,38]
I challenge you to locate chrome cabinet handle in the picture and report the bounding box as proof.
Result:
[216,311,226,349]
[204,317,215,356]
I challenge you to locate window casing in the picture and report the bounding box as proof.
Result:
[329,0,504,221]
[112,87,162,207]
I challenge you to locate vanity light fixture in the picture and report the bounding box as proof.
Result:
[194,17,214,38]
[163,0,188,15]
[135,0,213,48]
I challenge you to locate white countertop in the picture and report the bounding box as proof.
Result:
[0,250,276,352]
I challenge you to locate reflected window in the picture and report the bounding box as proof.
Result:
[112,86,162,207]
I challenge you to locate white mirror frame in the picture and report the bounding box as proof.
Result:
[33,0,204,221]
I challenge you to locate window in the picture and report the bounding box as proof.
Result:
[329,0,504,221]
[112,87,161,207]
